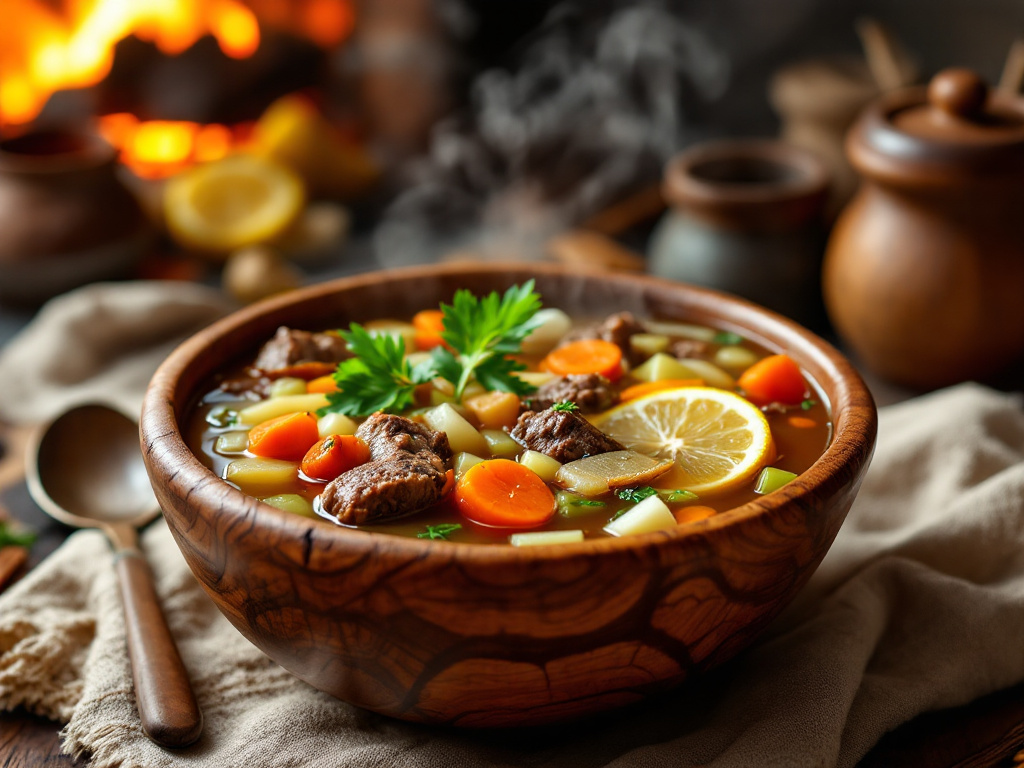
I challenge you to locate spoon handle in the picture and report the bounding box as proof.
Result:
[115,552,204,748]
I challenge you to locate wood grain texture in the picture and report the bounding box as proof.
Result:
[140,263,877,727]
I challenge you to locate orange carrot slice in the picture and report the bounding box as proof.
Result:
[248,412,320,461]
[788,415,818,429]
[737,354,807,406]
[412,308,446,350]
[307,374,339,394]
[540,339,623,381]
[455,459,556,529]
[619,378,702,402]
[300,434,371,481]
[673,505,717,524]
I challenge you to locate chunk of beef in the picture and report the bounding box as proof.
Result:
[319,413,453,525]
[510,409,624,464]
[253,326,350,373]
[356,413,453,464]
[669,338,710,360]
[562,311,648,363]
[526,374,619,414]
[320,452,449,526]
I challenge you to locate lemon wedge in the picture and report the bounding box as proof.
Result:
[164,154,305,254]
[592,386,773,495]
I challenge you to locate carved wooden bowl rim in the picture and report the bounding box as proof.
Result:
[142,261,877,566]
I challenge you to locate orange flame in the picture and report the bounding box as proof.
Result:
[0,0,354,128]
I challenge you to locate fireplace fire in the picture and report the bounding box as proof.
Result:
[1,0,356,177]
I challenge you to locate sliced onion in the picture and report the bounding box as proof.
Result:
[556,450,673,496]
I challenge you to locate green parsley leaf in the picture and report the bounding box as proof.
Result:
[0,520,36,549]
[661,489,698,503]
[800,398,818,411]
[713,331,744,345]
[417,523,462,540]
[616,486,659,504]
[432,281,543,399]
[550,401,579,413]
[571,499,606,507]
[319,324,436,417]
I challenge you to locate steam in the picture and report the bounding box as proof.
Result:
[373,0,730,267]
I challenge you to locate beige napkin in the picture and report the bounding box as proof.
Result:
[2,283,1024,768]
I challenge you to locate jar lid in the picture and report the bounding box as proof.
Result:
[848,68,1024,183]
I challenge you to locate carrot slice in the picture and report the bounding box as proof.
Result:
[412,308,446,350]
[540,339,623,381]
[737,354,807,406]
[248,412,320,461]
[307,374,339,394]
[673,505,717,525]
[455,459,556,529]
[788,415,818,429]
[300,434,371,481]
[619,378,702,402]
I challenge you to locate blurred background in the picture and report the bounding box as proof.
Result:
[0,0,1021,339]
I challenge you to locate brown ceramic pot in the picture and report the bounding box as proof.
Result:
[140,262,877,727]
[823,68,1024,390]
[0,129,151,305]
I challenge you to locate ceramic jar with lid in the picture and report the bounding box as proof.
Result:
[823,68,1024,390]
[648,139,829,328]
[0,129,151,306]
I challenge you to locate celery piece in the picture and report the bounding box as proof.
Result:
[261,493,316,518]
[454,451,485,480]
[755,467,798,495]
[481,429,521,457]
[519,450,562,482]
[556,490,607,518]
[214,430,250,454]
[509,530,584,547]
[237,393,329,425]
[269,377,308,397]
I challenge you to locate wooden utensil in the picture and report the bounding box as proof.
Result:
[25,403,202,748]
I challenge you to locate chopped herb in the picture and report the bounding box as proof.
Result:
[616,486,659,504]
[800,398,818,411]
[661,489,698,503]
[417,523,463,540]
[713,331,744,345]
[609,508,629,522]
[430,281,544,400]
[0,520,36,549]
[206,405,238,428]
[551,401,579,413]
[571,499,606,507]
[320,324,436,417]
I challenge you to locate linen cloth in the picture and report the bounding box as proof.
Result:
[2,282,1024,768]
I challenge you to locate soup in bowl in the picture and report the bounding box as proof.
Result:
[141,262,876,727]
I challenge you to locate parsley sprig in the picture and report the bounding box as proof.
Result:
[322,325,435,416]
[320,282,543,417]
[431,281,543,400]
[417,523,462,540]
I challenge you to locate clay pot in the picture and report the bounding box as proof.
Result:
[822,68,1024,390]
[648,139,829,328]
[0,129,151,305]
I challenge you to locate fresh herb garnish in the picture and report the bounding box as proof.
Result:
[205,405,238,428]
[551,401,579,413]
[320,282,542,417]
[417,523,462,540]
[800,398,817,411]
[662,489,698,503]
[321,325,435,416]
[0,520,36,549]
[713,331,743,345]
[571,499,606,507]
[616,486,659,504]
[609,509,628,522]
[430,281,543,400]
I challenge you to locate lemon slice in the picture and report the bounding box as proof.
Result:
[164,154,305,254]
[593,386,773,495]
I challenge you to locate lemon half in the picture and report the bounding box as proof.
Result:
[593,386,773,495]
[164,154,305,254]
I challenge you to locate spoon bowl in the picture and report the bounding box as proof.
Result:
[26,402,203,748]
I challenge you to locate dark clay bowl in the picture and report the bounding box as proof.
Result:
[140,262,876,727]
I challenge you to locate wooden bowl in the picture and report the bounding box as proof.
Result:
[141,262,876,727]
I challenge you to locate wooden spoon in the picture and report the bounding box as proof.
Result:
[25,403,203,749]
